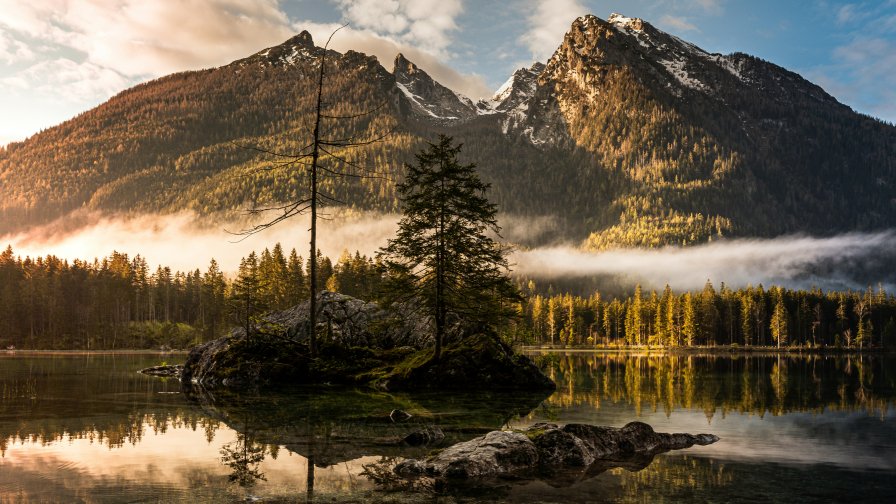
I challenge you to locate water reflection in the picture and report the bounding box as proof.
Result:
[534,352,896,418]
[1,352,895,502]
[219,419,267,487]
[185,384,548,464]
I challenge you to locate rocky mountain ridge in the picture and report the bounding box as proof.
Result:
[1,13,894,248]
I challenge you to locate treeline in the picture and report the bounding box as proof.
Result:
[0,245,381,350]
[515,281,896,349]
[3,242,895,351]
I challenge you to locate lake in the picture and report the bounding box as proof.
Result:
[1,351,894,503]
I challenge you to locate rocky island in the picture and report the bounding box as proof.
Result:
[172,291,555,393]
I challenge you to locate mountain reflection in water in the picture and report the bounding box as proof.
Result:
[1,352,894,502]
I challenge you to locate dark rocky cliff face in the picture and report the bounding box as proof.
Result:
[393,53,477,121]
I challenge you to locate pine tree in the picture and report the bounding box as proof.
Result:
[378,135,519,361]
[286,249,306,303]
[682,293,698,346]
[631,284,643,345]
[201,259,227,339]
[230,252,265,344]
[770,296,789,348]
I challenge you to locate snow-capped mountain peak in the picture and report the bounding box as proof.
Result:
[607,13,645,32]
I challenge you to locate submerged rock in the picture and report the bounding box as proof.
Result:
[403,426,446,446]
[390,409,413,422]
[138,364,184,378]
[394,421,719,483]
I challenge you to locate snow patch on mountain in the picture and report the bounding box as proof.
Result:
[607,13,644,32]
[660,57,708,91]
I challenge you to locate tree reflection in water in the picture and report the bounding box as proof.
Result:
[220,433,267,486]
[3,353,895,502]
[535,352,896,418]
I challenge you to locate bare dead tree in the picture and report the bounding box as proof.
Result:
[231,25,393,358]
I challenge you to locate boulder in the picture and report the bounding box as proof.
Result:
[396,430,538,479]
[376,332,556,392]
[138,364,184,378]
[181,331,320,388]
[255,291,433,349]
[395,421,719,483]
[402,426,445,446]
[179,293,555,392]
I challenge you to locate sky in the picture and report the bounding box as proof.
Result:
[1,0,895,146]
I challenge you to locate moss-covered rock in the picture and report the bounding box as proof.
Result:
[180,293,555,392]
[375,332,556,392]
[182,334,310,388]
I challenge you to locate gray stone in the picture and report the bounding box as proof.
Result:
[396,421,719,482]
[254,291,436,350]
[138,364,184,378]
[402,426,445,446]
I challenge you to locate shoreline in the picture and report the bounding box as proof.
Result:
[519,345,895,356]
[2,349,189,356]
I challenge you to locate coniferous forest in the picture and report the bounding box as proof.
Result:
[2,244,893,351]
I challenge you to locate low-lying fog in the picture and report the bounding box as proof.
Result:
[4,212,894,292]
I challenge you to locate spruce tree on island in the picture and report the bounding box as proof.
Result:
[378,135,519,361]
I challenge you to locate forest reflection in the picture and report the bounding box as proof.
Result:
[536,352,896,418]
[3,353,895,502]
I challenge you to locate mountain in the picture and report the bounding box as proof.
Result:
[393,53,476,120]
[1,14,895,249]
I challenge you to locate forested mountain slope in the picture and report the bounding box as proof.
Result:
[1,14,894,248]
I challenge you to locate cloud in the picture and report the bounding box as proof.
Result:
[658,15,700,32]
[836,3,864,24]
[9,211,894,294]
[803,0,896,123]
[691,0,723,15]
[1,0,298,77]
[809,36,896,123]
[514,232,896,292]
[3,211,401,274]
[0,56,131,143]
[521,0,587,61]
[0,58,129,103]
[0,30,34,64]
[334,0,463,59]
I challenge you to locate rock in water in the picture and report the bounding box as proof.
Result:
[395,421,718,482]
[377,332,555,392]
[138,365,184,378]
[180,292,555,391]
[390,409,413,422]
[402,426,445,447]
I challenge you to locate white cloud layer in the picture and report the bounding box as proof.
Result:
[0,30,34,64]
[0,0,297,76]
[3,212,400,274]
[659,15,699,32]
[522,0,587,61]
[1,58,129,102]
[335,0,463,58]
[7,212,894,293]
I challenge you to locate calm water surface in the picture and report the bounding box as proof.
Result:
[1,351,894,503]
